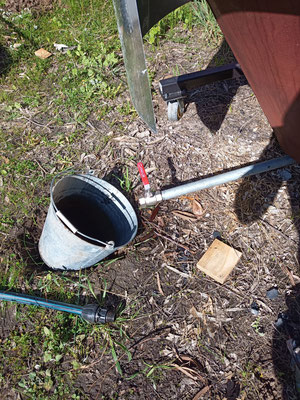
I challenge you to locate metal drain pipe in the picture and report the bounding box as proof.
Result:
[139,155,296,207]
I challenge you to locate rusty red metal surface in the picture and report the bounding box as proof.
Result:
[208,1,300,161]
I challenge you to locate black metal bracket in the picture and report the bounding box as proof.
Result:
[159,62,244,102]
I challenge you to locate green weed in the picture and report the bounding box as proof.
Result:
[113,166,133,192]
[251,317,265,336]
[145,3,194,46]
[126,360,173,388]
[192,0,223,43]
[144,2,222,47]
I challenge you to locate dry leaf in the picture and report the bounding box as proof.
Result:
[171,363,206,384]
[182,228,193,235]
[190,306,202,319]
[172,210,198,222]
[156,272,165,296]
[157,216,165,228]
[181,195,196,201]
[1,156,9,164]
[179,355,205,375]
[170,364,198,381]
[203,297,214,314]
[137,231,154,244]
[192,386,210,400]
[192,199,204,217]
[149,204,160,222]
[35,48,52,59]
[280,264,296,286]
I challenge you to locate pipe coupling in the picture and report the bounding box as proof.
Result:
[139,192,162,207]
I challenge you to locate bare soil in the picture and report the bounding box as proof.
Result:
[1,4,300,400]
[4,0,57,13]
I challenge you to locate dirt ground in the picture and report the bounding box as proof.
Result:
[87,33,300,399]
[1,3,300,400]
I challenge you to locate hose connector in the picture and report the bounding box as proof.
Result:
[81,304,116,324]
[139,191,163,208]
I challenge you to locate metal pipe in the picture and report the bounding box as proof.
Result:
[139,155,296,206]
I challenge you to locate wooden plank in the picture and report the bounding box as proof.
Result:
[197,239,242,284]
[34,48,52,59]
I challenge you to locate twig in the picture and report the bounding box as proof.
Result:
[192,386,211,399]
[156,272,165,296]
[163,264,191,279]
[142,218,196,254]
[93,325,172,398]
[128,326,172,350]
[75,340,109,371]
[19,115,49,128]
[259,217,297,244]
[154,229,196,254]
[35,160,47,176]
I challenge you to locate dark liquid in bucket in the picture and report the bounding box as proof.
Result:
[56,194,117,244]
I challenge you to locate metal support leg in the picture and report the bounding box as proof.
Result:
[159,63,244,121]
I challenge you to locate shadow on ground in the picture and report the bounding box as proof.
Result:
[188,39,248,132]
[0,44,13,76]
[272,284,300,399]
[234,135,300,398]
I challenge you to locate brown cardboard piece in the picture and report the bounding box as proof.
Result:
[34,48,52,59]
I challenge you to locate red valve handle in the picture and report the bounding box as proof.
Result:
[137,162,149,186]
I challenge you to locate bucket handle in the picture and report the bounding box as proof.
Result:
[50,170,115,249]
[55,211,114,249]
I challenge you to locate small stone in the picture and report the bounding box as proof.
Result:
[266,287,279,300]
[274,313,288,328]
[213,231,221,239]
[278,169,292,181]
[274,317,284,328]
[250,301,259,316]
[136,130,150,138]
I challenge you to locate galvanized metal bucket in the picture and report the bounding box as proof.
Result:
[38,172,138,270]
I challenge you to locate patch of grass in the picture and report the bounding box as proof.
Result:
[0,308,88,399]
[0,0,123,123]
[0,254,26,289]
[192,0,223,43]
[0,278,141,398]
[144,4,195,46]
[144,2,222,47]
